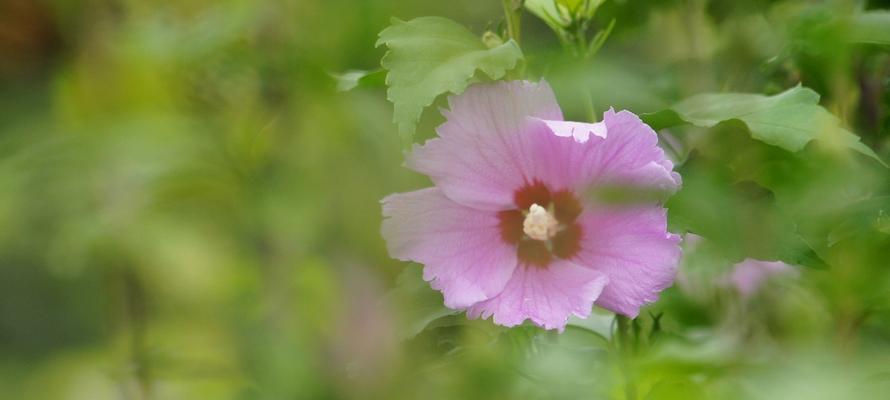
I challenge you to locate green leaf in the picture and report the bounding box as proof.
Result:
[376,17,523,144]
[642,86,886,166]
[827,196,890,246]
[640,109,684,132]
[565,311,614,344]
[384,266,458,340]
[525,0,571,30]
[331,69,385,92]
[667,163,829,269]
[849,11,890,45]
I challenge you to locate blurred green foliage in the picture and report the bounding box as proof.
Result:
[1,0,889,399]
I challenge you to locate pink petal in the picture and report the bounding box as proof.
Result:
[574,206,682,317]
[407,83,678,212]
[531,118,607,143]
[406,81,563,211]
[381,188,517,308]
[528,109,681,194]
[594,109,681,192]
[727,259,798,298]
[466,261,609,332]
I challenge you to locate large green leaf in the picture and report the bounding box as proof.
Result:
[641,86,885,166]
[376,17,523,144]
[849,11,890,45]
[666,161,829,269]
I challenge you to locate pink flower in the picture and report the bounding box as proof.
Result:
[726,259,798,299]
[381,80,682,331]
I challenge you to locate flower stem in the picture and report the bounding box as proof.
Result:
[502,0,522,45]
[501,0,526,79]
[615,315,638,400]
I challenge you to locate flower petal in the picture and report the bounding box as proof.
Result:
[406,81,563,210]
[467,261,609,331]
[381,188,517,308]
[527,109,681,194]
[591,109,682,192]
[727,259,798,298]
[532,118,607,143]
[575,206,682,317]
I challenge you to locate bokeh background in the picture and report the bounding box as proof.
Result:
[1,0,890,399]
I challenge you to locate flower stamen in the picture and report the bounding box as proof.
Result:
[523,203,559,241]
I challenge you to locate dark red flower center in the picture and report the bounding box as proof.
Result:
[498,180,583,268]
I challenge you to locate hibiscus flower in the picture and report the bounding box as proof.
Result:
[382,80,682,331]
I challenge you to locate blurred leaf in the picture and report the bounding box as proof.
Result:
[667,163,828,268]
[775,232,829,270]
[645,86,886,166]
[587,18,615,57]
[384,266,458,340]
[376,17,523,144]
[566,311,614,344]
[525,0,570,30]
[640,109,684,131]
[332,69,386,92]
[849,12,890,45]
[826,196,890,246]
[526,0,603,28]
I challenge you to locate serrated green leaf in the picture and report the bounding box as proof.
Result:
[376,17,523,144]
[646,86,886,166]
[849,11,890,45]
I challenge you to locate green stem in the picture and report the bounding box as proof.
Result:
[616,315,638,400]
[502,0,522,45]
[585,89,597,123]
[116,267,151,400]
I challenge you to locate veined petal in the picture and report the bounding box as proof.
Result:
[588,109,681,192]
[467,261,609,332]
[575,206,682,317]
[406,81,563,211]
[527,109,681,194]
[381,188,517,308]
